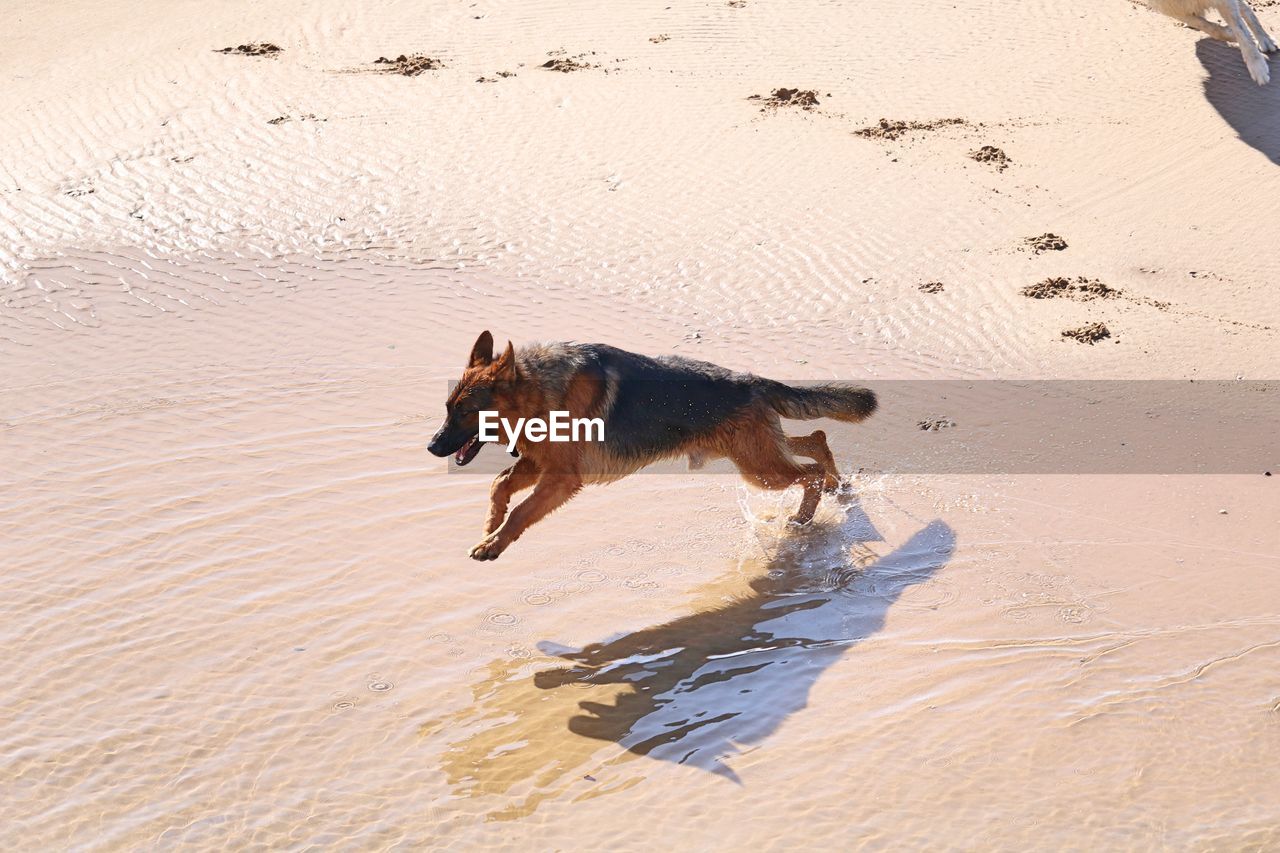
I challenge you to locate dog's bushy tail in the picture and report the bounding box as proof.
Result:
[761,381,877,422]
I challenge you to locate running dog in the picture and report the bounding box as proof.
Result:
[1149,0,1277,84]
[427,332,877,560]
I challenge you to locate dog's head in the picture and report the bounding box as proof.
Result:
[427,331,518,466]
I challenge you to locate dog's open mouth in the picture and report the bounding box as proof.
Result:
[454,434,483,466]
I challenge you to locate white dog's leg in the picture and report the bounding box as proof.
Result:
[1240,2,1278,53]
[1217,0,1272,83]
[1171,11,1233,41]
[1207,1,1270,81]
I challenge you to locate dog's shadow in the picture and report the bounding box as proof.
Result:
[431,503,955,812]
[1197,39,1280,162]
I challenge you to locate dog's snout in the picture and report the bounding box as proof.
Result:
[427,427,451,457]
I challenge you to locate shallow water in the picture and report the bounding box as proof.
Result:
[4,251,1278,849]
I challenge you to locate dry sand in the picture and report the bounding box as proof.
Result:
[3,0,1279,848]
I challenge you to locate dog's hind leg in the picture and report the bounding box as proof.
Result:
[1217,0,1271,83]
[724,418,826,526]
[1240,2,1278,52]
[786,430,841,493]
[470,474,582,560]
[1170,11,1234,41]
[788,469,825,526]
[485,456,539,535]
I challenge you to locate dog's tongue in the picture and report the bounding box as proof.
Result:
[455,436,477,464]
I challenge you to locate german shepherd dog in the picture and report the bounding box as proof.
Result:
[428,332,877,560]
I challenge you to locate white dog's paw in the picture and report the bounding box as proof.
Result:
[1260,34,1279,54]
[1245,51,1271,85]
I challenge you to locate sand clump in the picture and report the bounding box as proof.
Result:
[1062,322,1112,344]
[267,114,323,125]
[970,145,1011,171]
[1022,277,1176,312]
[216,43,282,56]
[372,54,444,75]
[1022,277,1119,301]
[918,417,957,431]
[650,34,671,43]
[749,88,821,111]
[854,117,968,141]
[918,281,945,294]
[541,50,600,73]
[542,57,592,72]
[1025,232,1068,254]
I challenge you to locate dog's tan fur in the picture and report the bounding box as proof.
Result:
[429,332,875,560]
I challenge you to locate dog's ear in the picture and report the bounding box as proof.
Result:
[468,330,494,367]
[493,341,517,382]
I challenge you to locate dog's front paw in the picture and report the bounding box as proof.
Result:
[469,535,507,561]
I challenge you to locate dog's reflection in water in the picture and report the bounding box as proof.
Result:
[433,504,954,815]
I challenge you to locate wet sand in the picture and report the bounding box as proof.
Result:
[4,1,1280,848]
